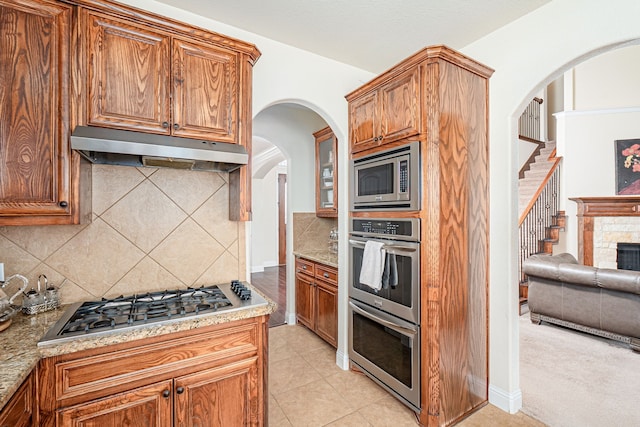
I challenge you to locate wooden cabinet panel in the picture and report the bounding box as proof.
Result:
[174,357,259,427]
[315,279,338,348]
[379,68,420,143]
[347,46,492,426]
[57,380,172,427]
[315,264,337,285]
[0,0,80,224]
[295,257,338,347]
[0,373,34,427]
[172,38,238,142]
[86,12,171,134]
[348,67,420,154]
[295,258,315,277]
[348,91,378,152]
[295,272,314,330]
[314,126,338,217]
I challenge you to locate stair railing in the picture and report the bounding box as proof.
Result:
[518,97,543,141]
[518,159,561,283]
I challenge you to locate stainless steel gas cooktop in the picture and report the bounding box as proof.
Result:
[38,281,267,346]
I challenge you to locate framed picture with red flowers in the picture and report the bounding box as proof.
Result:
[616,138,640,194]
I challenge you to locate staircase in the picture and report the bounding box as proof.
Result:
[519,141,556,217]
[518,142,566,312]
[517,98,566,312]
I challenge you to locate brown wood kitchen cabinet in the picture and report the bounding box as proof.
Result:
[38,316,267,427]
[0,371,35,427]
[347,67,421,154]
[295,257,338,347]
[314,126,338,217]
[347,46,493,426]
[0,0,87,226]
[85,11,240,143]
[75,0,261,221]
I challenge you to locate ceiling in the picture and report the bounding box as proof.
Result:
[155,0,549,73]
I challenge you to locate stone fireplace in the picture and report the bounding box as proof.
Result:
[571,196,640,268]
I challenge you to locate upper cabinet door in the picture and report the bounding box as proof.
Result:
[87,12,171,134]
[349,91,379,153]
[0,0,74,221]
[379,68,420,143]
[172,38,238,142]
[347,66,421,155]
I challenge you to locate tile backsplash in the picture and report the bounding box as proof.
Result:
[292,212,337,253]
[0,165,245,304]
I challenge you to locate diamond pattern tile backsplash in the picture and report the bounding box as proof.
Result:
[0,165,245,304]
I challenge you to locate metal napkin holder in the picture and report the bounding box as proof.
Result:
[22,274,59,315]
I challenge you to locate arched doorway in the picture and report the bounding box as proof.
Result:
[249,103,332,328]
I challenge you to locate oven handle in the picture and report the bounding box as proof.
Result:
[348,239,418,256]
[349,300,418,337]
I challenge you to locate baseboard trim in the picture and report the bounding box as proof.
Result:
[335,349,349,370]
[489,384,522,414]
[286,312,296,325]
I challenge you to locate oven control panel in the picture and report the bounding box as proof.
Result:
[350,218,420,241]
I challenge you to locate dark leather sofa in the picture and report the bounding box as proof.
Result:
[522,252,640,352]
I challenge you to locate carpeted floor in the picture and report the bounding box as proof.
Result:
[520,311,640,427]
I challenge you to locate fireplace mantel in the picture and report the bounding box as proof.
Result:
[570,196,640,265]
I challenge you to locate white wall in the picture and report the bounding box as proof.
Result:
[251,164,285,272]
[463,0,640,414]
[556,45,640,259]
[574,45,640,110]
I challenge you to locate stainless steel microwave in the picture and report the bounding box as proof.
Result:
[350,141,420,211]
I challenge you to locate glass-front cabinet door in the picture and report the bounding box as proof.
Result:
[314,126,338,217]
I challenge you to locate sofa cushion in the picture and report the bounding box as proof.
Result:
[595,268,640,295]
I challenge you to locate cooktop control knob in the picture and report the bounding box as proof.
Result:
[231,280,252,300]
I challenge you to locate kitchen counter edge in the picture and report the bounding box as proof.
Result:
[293,250,338,268]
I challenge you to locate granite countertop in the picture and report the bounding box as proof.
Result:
[0,286,276,412]
[293,249,339,268]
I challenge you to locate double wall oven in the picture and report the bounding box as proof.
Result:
[348,217,421,411]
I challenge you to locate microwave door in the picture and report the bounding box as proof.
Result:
[355,159,395,203]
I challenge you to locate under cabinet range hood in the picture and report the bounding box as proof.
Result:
[71,126,248,172]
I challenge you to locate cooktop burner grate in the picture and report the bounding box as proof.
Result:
[38,281,267,345]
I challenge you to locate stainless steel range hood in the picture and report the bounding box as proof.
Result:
[71,126,248,172]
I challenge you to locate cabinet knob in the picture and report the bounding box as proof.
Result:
[176,386,185,394]
[162,121,169,128]
[323,272,329,278]
[173,123,180,130]
[59,201,68,208]
[162,389,170,398]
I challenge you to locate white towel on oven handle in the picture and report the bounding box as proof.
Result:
[359,240,386,291]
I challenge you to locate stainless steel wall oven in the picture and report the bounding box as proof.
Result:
[348,218,420,411]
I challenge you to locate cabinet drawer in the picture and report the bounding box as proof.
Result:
[315,264,337,285]
[295,258,315,276]
[47,321,258,406]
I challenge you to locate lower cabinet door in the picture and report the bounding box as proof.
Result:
[315,280,338,348]
[295,273,314,330]
[57,381,172,427]
[174,357,260,427]
[0,373,34,427]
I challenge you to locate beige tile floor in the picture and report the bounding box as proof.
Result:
[269,324,545,427]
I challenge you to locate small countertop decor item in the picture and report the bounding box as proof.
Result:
[0,273,29,330]
[22,274,59,315]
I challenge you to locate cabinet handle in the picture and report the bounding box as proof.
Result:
[162,121,169,128]
[59,201,68,208]
[173,123,180,130]
[323,272,329,278]
[162,389,170,398]
[176,386,185,394]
